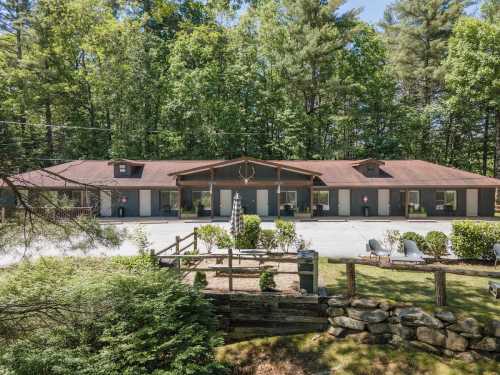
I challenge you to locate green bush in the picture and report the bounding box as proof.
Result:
[193,271,208,289]
[0,258,226,375]
[275,219,297,253]
[259,229,278,252]
[424,231,448,259]
[198,224,229,253]
[236,215,261,248]
[259,270,276,292]
[401,231,427,252]
[451,220,500,261]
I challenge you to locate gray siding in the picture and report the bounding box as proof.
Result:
[0,189,16,207]
[350,188,378,216]
[390,189,404,216]
[478,188,495,216]
[111,190,139,217]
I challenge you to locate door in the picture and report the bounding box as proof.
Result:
[378,189,390,216]
[338,189,350,216]
[100,190,112,217]
[466,189,478,217]
[139,190,151,216]
[256,189,269,216]
[220,189,232,216]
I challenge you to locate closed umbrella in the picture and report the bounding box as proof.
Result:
[230,192,244,246]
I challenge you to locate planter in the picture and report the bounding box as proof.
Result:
[295,212,312,219]
[180,212,198,220]
[408,213,428,219]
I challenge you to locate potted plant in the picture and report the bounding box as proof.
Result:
[180,207,198,220]
[295,206,312,219]
[408,206,427,219]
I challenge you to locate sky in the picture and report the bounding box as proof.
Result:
[340,0,484,25]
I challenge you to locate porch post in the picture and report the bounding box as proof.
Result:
[210,168,214,219]
[277,167,281,218]
[405,189,409,218]
[309,176,314,217]
[177,187,182,219]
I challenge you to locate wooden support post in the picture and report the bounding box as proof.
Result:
[405,189,409,218]
[210,168,214,219]
[149,249,156,266]
[346,263,356,297]
[1,207,4,223]
[175,235,181,271]
[277,167,281,219]
[177,187,182,218]
[228,247,233,291]
[193,227,198,251]
[434,270,447,306]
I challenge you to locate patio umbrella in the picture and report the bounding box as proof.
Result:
[230,193,244,246]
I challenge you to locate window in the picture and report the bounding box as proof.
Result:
[119,164,127,174]
[192,191,211,211]
[436,190,456,211]
[59,190,82,206]
[160,190,179,211]
[313,191,329,210]
[280,191,297,210]
[408,190,420,210]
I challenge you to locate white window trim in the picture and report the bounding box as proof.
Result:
[160,190,179,211]
[119,164,127,174]
[436,190,457,211]
[280,190,297,209]
[313,190,330,211]
[408,190,420,210]
[193,190,211,210]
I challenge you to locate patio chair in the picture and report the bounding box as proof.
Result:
[494,243,500,268]
[389,240,426,264]
[366,239,390,260]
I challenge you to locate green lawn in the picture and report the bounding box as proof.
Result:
[218,334,499,375]
[319,258,500,323]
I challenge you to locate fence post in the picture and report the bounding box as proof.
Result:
[149,249,156,267]
[434,270,447,306]
[193,227,198,252]
[1,207,4,223]
[228,248,233,291]
[175,235,181,271]
[346,263,356,297]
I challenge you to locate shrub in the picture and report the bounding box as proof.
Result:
[259,229,278,252]
[236,215,261,248]
[259,270,276,292]
[451,220,500,261]
[275,220,297,253]
[198,224,229,253]
[424,231,448,259]
[401,231,427,252]
[216,230,234,249]
[193,271,208,289]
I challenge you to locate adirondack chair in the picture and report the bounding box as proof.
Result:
[389,240,426,264]
[494,243,500,268]
[366,239,390,260]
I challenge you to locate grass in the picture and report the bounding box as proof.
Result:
[319,257,500,323]
[218,333,500,375]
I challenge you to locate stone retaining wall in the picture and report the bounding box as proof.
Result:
[326,295,500,362]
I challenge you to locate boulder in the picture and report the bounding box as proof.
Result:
[327,326,345,337]
[442,349,455,357]
[327,307,345,317]
[409,340,441,354]
[347,331,371,344]
[378,301,395,311]
[416,326,446,347]
[447,318,481,337]
[398,307,444,329]
[368,333,393,345]
[434,311,456,324]
[351,298,379,309]
[332,316,365,331]
[484,320,500,338]
[389,335,403,346]
[445,330,468,352]
[390,324,416,340]
[347,308,388,323]
[470,337,498,352]
[388,316,400,324]
[327,296,349,307]
[367,323,392,335]
[455,351,483,363]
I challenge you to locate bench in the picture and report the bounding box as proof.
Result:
[489,280,499,299]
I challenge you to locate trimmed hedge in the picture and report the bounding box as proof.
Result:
[451,220,500,261]
[424,231,448,259]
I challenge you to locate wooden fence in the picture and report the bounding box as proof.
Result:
[328,257,500,306]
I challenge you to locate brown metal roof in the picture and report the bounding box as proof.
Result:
[3,159,499,189]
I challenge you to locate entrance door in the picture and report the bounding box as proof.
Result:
[139,190,151,216]
[100,190,112,217]
[466,189,478,217]
[220,189,232,216]
[378,189,390,216]
[338,189,350,216]
[256,189,269,216]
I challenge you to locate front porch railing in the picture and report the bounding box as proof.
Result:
[11,206,95,221]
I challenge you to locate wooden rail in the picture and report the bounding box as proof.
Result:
[327,257,500,306]
[156,228,198,256]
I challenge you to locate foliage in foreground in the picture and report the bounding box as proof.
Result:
[236,215,261,249]
[451,220,500,261]
[0,257,226,375]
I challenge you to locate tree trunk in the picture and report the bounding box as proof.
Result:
[483,110,490,175]
[495,109,500,178]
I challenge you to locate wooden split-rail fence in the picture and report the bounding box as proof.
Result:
[328,257,500,306]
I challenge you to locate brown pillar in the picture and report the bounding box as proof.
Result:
[210,168,214,219]
[405,189,409,218]
[309,176,314,217]
[277,167,281,218]
[346,263,356,297]
[177,187,182,218]
[435,270,447,306]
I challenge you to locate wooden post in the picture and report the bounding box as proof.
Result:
[405,189,409,218]
[228,247,233,291]
[149,249,156,266]
[434,270,447,306]
[309,176,314,217]
[1,207,4,223]
[193,227,198,251]
[346,263,356,297]
[177,187,182,219]
[277,167,281,219]
[175,235,181,271]
[210,168,214,220]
